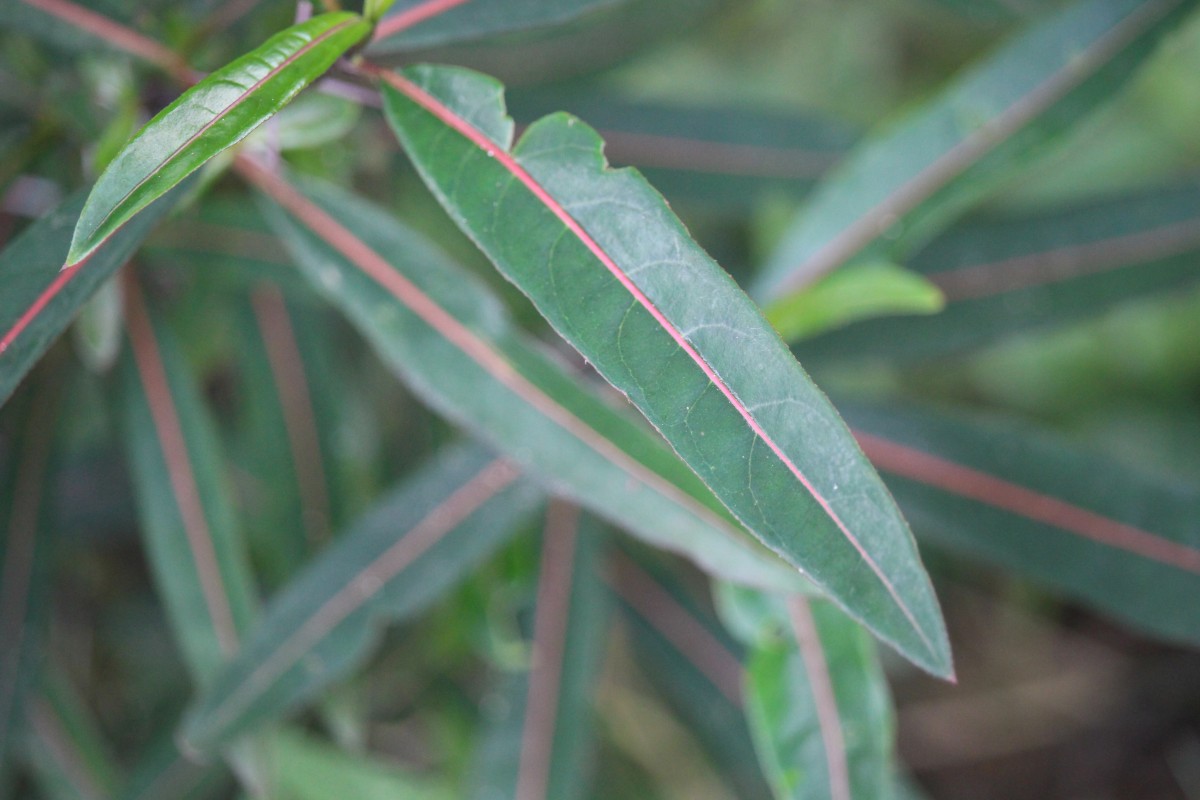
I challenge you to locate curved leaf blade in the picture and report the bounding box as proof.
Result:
[845,401,1200,645]
[753,0,1197,299]
[0,188,182,408]
[66,12,370,266]
[117,277,259,684]
[245,165,800,593]
[182,445,540,752]
[370,0,624,52]
[378,64,951,677]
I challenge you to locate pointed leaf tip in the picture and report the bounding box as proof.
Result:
[378,63,953,677]
[66,12,370,266]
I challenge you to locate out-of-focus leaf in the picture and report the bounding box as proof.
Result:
[182,445,541,752]
[0,374,60,787]
[22,669,121,800]
[228,288,334,586]
[844,400,1200,645]
[71,275,123,373]
[117,277,258,684]
[612,552,772,799]
[754,0,1198,299]
[795,182,1200,364]
[718,587,894,800]
[0,187,182,408]
[468,506,608,800]
[250,93,362,153]
[245,165,801,593]
[505,91,857,212]
[765,262,944,342]
[66,12,370,266]
[118,722,231,800]
[267,729,453,800]
[369,0,624,52]
[379,64,951,678]
[1,0,190,77]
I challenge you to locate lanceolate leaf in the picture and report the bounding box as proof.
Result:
[718,588,894,800]
[753,0,1197,299]
[246,165,800,593]
[0,188,182,408]
[844,401,1200,645]
[65,12,370,266]
[795,182,1200,364]
[0,375,60,786]
[182,445,541,752]
[468,507,608,800]
[117,277,258,684]
[369,0,624,52]
[378,65,951,677]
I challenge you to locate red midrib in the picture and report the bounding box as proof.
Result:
[374,67,935,660]
[789,596,851,800]
[125,277,241,657]
[372,0,471,41]
[0,261,84,356]
[855,430,1200,575]
[71,17,359,267]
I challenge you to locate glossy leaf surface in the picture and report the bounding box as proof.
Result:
[248,166,800,592]
[118,279,259,684]
[845,401,1200,645]
[719,588,894,800]
[183,445,540,752]
[370,0,624,52]
[380,64,950,677]
[468,507,608,800]
[66,12,370,266]
[0,188,181,408]
[796,182,1200,364]
[754,0,1197,298]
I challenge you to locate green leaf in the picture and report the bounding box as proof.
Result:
[182,444,541,752]
[844,400,1200,646]
[117,278,259,685]
[612,551,772,799]
[65,12,370,266]
[753,0,1198,299]
[267,729,453,800]
[795,182,1200,364]
[0,187,182,408]
[369,0,624,52]
[717,588,895,800]
[379,64,951,678]
[468,507,608,800]
[118,720,231,800]
[765,262,945,343]
[0,374,61,787]
[21,668,121,800]
[247,166,801,593]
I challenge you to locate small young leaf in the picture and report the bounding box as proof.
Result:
[753,0,1198,298]
[65,12,370,266]
[182,445,540,752]
[795,182,1200,364]
[765,262,944,342]
[379,64,951,678]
